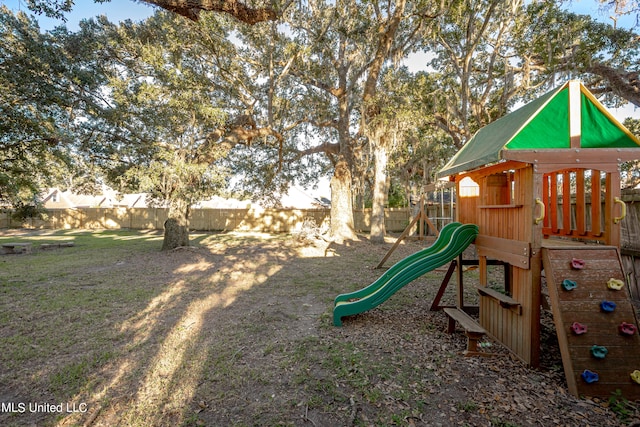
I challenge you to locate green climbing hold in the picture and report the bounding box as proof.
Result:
[562,279,577,291]
[591,345,608,359]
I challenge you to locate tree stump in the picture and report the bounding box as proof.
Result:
[162,218,189,251]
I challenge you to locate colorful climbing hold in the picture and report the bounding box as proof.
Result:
[562,279,578,291]
[571,258,585,270]
[631,370,640,385]
[600,300,616,312]
[581,370,599,384]
[607,278,624,291]
[619,322,638,336]
[591,345,608,359]
[571,322,588,335]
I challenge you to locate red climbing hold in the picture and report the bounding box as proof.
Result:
[620,322,638,336]
[571,258,585,269]
[571,322,587,335]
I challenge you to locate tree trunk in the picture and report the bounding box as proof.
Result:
[162,200,190,250]
[370,142,388,243]
[329,160,358,243]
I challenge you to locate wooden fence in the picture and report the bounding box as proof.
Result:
[0,206,425,234]
[0,203,456,234]
[619,190,640,301]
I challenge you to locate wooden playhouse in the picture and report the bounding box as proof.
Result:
[437,81,640,399]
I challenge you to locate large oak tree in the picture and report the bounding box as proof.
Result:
[0,7,106,208]
[80,12,306,249]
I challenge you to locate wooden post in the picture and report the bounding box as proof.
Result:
[605,170,622,247]
[575,169,586,235]
[569,80,582,149]
[591,169,602,237]
[456,253,465,309]
[479,255,487,287]
[562,171,571,235]
[375,197,439,269]
[550,173,558,233]
[528,168,543,367]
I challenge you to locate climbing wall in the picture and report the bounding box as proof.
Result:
[542,247,640,399]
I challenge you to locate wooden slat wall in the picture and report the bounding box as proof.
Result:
[480,268,532,363]
[475,166,540,366]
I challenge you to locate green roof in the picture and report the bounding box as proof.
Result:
[437,81,640,178]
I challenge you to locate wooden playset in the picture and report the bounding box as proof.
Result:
[437,81,640,399]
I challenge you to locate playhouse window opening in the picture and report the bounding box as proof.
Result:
[459,176,479,198]
[482,171,517,205]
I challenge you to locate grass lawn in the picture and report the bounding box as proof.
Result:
[0,229,635,426]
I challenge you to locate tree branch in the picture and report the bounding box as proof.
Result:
[141,0,279,24]
[587,62,640,107]
[296,141,340,158]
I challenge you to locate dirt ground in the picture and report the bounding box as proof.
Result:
[1,229,639,426]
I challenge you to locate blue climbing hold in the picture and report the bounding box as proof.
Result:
[600,301,616,312]
[581,370,599,384]
[562,279,578,291]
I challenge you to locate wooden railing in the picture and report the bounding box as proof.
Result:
[541,168,609,241]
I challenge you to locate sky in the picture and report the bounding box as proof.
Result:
[0,0,155,30]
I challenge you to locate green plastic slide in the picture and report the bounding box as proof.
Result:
[333,222,479,326]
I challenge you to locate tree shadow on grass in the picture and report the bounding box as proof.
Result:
[0,230,374,426]
[71,232,386,427]
[0,231,624,427]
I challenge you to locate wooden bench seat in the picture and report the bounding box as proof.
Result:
[476,286,522,314]
[1,242,32,254]
[40,241,75,250]
[443,307,487,356]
